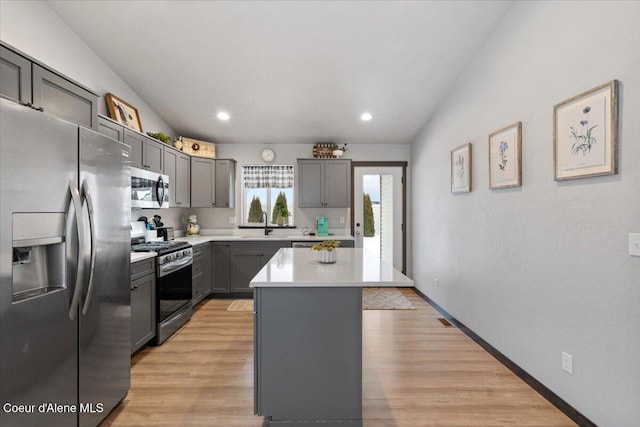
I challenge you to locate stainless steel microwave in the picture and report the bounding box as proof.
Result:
[131,167,169,209]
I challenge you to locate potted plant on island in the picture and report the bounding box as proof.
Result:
[311,240,340,264]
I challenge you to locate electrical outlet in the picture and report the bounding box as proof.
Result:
[630,233,640,256]
[229,216,236,224]
[562,351,573,374]
[435,278,439,288]
[339,216,345,224]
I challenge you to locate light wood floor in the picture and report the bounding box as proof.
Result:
[101,289,576,426]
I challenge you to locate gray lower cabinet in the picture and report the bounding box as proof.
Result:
[230,242,290,293]
[212,242,231,293]
[192,245,205,305]
[298,159,351,208]
[98,115,125,142]
[1,43,98,130]
[164,146,191,207]
[131,258,156,354]
[192,243,213,305]
[203,242,212,295]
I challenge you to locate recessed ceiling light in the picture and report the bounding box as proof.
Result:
[360,112,372,121]
[217,111,230,121]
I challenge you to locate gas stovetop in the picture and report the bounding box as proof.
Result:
[131,240,191,255]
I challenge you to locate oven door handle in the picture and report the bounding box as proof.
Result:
[159,255,192,277]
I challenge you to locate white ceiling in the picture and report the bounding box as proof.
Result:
[48,1,513,145]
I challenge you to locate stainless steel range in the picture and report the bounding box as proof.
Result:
[132,240,193,344]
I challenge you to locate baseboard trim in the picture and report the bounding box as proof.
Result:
[411,287,596,427]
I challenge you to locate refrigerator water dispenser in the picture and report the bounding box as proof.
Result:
[12,213,66,302]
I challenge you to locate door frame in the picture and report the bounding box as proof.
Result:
[351,161,408,274]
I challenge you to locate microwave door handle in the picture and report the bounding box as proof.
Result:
[156,176,165,207]
[68,178,87,320]
[81,179,97,316]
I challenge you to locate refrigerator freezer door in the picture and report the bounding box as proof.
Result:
[0,99,79,426]
[78,127,131,427]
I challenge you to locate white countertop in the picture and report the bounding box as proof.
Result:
[250,248,414,288]
[131,252,157,263]
[175,234,355,246]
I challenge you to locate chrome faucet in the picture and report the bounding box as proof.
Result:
[262,212,273,235]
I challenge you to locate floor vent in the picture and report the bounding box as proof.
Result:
[437,317,453,327]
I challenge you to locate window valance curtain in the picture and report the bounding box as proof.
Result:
[243,165,294,189]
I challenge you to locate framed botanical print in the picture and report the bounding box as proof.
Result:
[451,143,472,193]
[105,93,143,132]
[489,122,522,189]
[553,80,618,181]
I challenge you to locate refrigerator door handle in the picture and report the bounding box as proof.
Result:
[81,179,97,316]
[68,178,87,320]
[156,175,165,207]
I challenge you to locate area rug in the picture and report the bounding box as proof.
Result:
[227,300,253,312]
[362,287,416,310]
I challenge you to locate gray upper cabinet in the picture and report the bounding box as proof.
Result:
[191,157,236,208]
[32,64,98,130]
[124,129,164,173]
[164,146,191,207]
[124,129,144,169]
[191,157,216,207]
[298,159,351,208]
[97,115,124,142]
[1,43,98,130]
[143,136,164,173]
[215,159,236,208]
[0,45,31,103]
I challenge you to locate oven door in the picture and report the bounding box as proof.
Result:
[131,167,169,209]
[157,262,192,324]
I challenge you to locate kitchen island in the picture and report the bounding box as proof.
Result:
[251,248,413,427]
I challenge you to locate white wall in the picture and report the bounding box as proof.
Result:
[0,0,174,135]
[411,2,639,426]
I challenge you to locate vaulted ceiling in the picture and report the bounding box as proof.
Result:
[48,1,513,144]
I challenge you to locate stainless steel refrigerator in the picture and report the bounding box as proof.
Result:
[0,99,131,426]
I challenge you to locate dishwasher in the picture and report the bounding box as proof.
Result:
[291,241,317,248]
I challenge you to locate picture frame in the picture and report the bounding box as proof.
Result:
[553,80,618,181]
[451,143,472,193]
[489,122,522,189]
[105,93,143,132]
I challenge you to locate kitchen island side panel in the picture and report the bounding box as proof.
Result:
[256,286,362,425]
